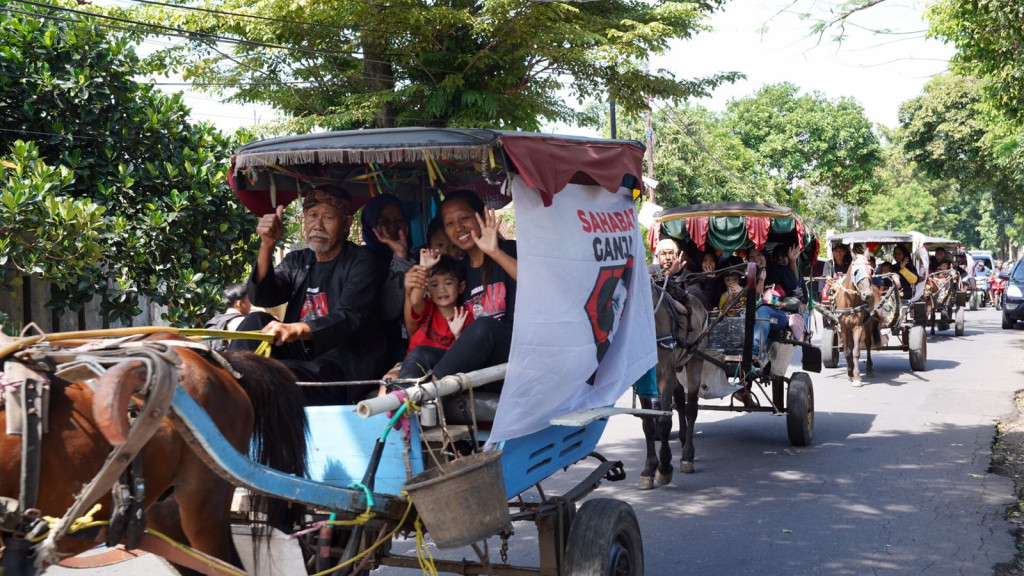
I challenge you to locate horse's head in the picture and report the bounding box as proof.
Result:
[844,255,877,310]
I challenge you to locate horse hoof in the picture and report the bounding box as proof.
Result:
[655,471,673,486]
[852,379,863,387]
[638,476,655,490]
[680,460,695,474]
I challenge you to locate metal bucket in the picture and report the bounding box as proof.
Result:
[401,449,510,549]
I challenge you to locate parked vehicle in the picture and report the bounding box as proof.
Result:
[1002,258,1024,329]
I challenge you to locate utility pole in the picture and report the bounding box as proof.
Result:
[609,100,617,139]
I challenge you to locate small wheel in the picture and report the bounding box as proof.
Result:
[786,372,814,446]
[909,325,927,371]
[563,499,643,576]
[955,308,965,336]
[969,292,979,311]
[820,327,839,369]
[1003,312,1014,330]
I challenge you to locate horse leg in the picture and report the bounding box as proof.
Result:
[842,319,855,381]
[654,374,676,486]
[850,324,863,387]
[638,396,660,490]
[677,365,699,474]
[172,462,242,566]
[865,319,874,377]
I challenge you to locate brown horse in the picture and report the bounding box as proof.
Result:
[0,333,308,575]
[833,257,878,386]
[639,279,707,490]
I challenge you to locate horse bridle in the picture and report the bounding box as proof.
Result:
[651,275,693,350]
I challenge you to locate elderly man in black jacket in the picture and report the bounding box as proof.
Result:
[231,184,384,404]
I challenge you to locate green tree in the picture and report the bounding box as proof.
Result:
[928,0,1024,125]
[897,73,1023,253]
[859,139,956,236]
[114,0,740,131]
[722,83,882,229]
[607,104,766,208]
[0,8,256,326]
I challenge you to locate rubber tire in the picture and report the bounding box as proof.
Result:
[909,325,927,371]
[970,292,979,311]
[955,308,965,336]
[563,499,644,576]
[821,327,839,369]
[1003,312,1014,330]
[786,372,814,447]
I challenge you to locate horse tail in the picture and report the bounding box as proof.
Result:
[223,351,309,532]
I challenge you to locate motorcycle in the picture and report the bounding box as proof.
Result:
[970,275,989,310]
[991,274,1007,311]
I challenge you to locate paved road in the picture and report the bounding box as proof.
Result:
[46,307,1024,575]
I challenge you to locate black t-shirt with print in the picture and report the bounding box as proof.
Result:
[460,239,517,324]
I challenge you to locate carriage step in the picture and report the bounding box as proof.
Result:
[549,407,671,427]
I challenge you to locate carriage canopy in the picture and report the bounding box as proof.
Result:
[229,127,646,216]
[228,128,656,443]
[653,201,818,267]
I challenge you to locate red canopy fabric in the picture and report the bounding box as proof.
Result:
[745,216,770,250]
[499,135,645,206]
[686,217,710,252]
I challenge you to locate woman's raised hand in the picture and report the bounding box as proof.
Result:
[404,265,429,294]
[374,226,408,260]
[472,206,500,256]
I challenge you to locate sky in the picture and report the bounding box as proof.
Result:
[169,0,955,133]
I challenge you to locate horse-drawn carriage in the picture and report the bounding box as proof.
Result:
[817,230,929,383]
[0,128,661,576]
[647,202,821,451]
[911,233,967,336]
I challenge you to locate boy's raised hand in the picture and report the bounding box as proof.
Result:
[419,248,441,269]
[448,307,469,338]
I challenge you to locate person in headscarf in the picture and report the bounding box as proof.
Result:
[360,194,417,366]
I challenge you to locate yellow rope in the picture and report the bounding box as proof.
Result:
[144,528,247,576]
[309,493,416,576]
[254,340,272,357]
[414,516,439,576]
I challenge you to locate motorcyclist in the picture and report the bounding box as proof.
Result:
[972,261,991,305]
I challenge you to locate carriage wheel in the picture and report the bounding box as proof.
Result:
[969,291,979,311]
[786,372,814,447]
[563,499,643,576]
[955,308,965,336]
[909,325,927,371]
[820,327,839,369]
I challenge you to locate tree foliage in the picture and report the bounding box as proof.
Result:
[607,104,765,208]
[112,0,741,131]
[0,8,256,326]
[928,0,1024,125]
[897,73,1024,253]
[722,83,882,228]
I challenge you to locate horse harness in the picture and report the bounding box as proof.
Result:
[651,275,695,351]
[1,359,50,547]
[0,340,222,568]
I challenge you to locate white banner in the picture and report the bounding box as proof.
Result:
[489,181,657,443]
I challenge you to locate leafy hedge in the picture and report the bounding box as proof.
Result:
[0,9,258,326]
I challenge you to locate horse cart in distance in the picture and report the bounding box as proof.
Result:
[0,128,660,576]
[818,230,929,382]
[651,202,822,448]
[912,233,967,336]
